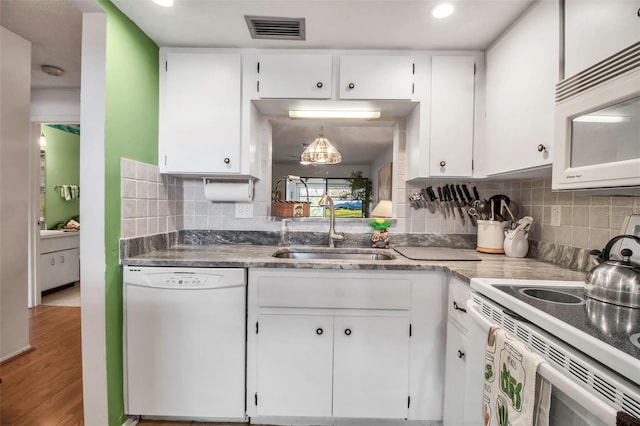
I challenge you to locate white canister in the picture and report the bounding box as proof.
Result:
[477,220,511,254]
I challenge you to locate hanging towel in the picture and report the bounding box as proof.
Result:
[70,185,79,199]
[618,412,640,426]
[483,326,551,426]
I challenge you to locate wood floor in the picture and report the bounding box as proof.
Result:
[0,305,83,425]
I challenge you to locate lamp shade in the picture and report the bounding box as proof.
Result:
[299,129,342,165]
[371,199,392,218]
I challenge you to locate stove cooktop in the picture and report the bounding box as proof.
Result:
[493,284,640,363]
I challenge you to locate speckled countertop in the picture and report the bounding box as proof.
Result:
[123,244,587,283]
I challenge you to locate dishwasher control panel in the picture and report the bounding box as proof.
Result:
[124,266,246,290]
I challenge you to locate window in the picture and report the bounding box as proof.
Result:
[287,177,368,218]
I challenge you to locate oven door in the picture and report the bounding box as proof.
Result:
[465,296,617,426]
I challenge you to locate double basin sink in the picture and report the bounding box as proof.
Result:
[272,247,395,261]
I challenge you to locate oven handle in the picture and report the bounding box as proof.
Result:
[466,299,618,424]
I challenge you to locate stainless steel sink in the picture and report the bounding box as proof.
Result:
[272,249,394,261]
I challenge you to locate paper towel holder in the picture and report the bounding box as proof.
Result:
[202,178,254,202]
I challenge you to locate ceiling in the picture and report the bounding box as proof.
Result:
[2,0,536,165]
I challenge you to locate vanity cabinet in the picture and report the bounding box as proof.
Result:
[564,0,640,78]
[483,0,558,176]
[158,50,243,175]
[338,55,414,100]
[256,54,333,99]
[39,231,80,293]
[248,269,447,422]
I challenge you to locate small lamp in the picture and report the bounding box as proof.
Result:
[369,200,392,248]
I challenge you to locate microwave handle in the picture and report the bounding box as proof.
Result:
[466,300,618,424]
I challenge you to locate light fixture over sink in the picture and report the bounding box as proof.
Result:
[300,128,342,165]
[289,110,381,120]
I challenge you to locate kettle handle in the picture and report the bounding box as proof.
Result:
[593,235,640,263]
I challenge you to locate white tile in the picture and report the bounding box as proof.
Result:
[121,219,136,238]
[121,199,137,219]
[135,218,148,236]
[136,200,148,217]
[135,161,146,180]
[136,181,148,199]
[121,158,136,179]
[148,217,159,235]
[121,178,136,198]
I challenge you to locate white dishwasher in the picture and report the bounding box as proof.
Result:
[124,266,246,420]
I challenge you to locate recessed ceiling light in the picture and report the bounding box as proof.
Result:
[41,65,65,77]
[431,3,455,19]
[153,0,174,7]
[289,110,381,120]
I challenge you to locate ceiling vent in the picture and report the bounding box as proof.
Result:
[245,15,306,40]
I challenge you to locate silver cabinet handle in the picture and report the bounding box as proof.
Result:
[348,82,355,89]
[457,350,465,359]
[316,82,323,88]
[440,160,446,167]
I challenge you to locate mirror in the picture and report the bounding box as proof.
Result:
[270,119,395,217]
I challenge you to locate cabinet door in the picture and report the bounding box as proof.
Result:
[56,248,79,286]
[333,316,410,419]
[160,52,241,174]
[339,55,414,100]
[483,1,558,176]
[429,56,475,177]
[443,320,468,426]
[40,253,57,292]
[257,54,332,99]
[565,0,640,78]
[256,314,334,417]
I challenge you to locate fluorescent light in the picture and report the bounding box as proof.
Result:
[289,110,381,120]
[431,3,455,19]
[153,0,174,7]
[573,115,629,123]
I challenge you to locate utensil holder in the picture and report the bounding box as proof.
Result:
[477,220,511,254]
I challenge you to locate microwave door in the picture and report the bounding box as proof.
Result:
[553,67,640,191]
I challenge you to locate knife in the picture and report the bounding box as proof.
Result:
[450,185,465,225]
[437,186,448,218]
[462,184,473,204]
[456,184,474,226]
[443,185,455,219]
[426,186,440,216]
[422,188,436,214]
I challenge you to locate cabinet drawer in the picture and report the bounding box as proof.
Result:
[448,277,470,330]
[257,273,411,310]
[40,234,79,254]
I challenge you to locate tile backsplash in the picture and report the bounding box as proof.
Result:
[120,158,640,257]
[120,158,183,238]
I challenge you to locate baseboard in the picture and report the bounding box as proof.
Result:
[0,345,34,364]
[121,416,140,426]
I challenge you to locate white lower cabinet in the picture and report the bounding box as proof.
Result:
[248,268,447,422]
[256,314,410,419]
[443,276,475,426]
[256,315,334,417]
[332,316,410,418]
[443,319,468,426]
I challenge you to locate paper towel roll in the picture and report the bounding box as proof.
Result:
[204,180,254,202]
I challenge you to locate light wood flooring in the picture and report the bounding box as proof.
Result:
[0,305,83,425]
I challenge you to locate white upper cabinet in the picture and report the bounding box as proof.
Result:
[564,0,640,78]
[406,55,477,180]
[257,54,333,99]
[483,0,558,176]
[339,55,414,100]
[159,50,242,175]
[429,56,476,177]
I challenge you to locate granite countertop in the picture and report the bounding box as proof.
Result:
[123,244,587,283]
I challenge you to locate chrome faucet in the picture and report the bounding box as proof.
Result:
[318,195,345,248]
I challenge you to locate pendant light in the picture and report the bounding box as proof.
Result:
[300,127,342,165]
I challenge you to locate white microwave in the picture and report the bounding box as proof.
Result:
[552,42,640,192]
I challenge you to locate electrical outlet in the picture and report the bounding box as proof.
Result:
[235,202,253,218]
[550,205,561,227]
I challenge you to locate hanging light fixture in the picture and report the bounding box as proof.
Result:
[299,128,342,165]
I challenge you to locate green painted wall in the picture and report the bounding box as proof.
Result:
[42,126,80,228]
[99,1,159,424]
